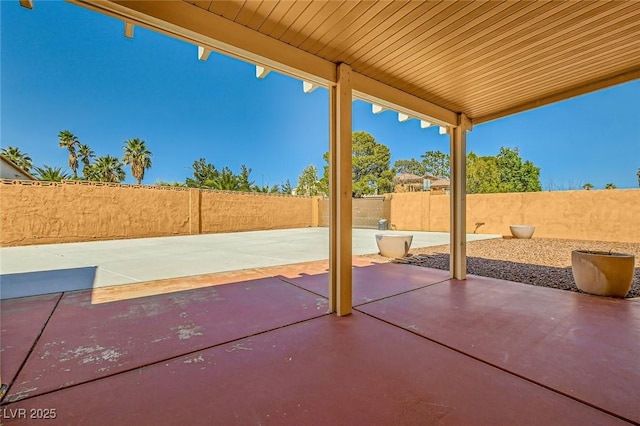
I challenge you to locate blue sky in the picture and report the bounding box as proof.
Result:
[2,2,639,189]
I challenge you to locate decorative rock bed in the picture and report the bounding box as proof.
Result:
[375,237,640,299]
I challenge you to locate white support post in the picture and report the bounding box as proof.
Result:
[439,126,448,135]
[329,63,353,316]
[255,66,271,79]
[19,0,33,9]
[303,81,319,93]
[449,114,471,280]
[198,46,212,61]
[420,120,432,128]
[124,21,134,39]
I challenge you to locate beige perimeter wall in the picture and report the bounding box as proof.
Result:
[2,180,638,246]
[0,181,317,247]
[389,189,640,243]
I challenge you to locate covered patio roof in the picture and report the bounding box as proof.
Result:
[46,0,640,314]
[69,1,640,124]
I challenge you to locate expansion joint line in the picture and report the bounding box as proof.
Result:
[0,292,64,404]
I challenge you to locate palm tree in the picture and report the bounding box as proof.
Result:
[582,183,594,190]
[78,144,95,180]
[604,183,617,190]
[58,130,80,178]
[122,138,152,185]
[91,155,126,183]
[34,165,70,182]
[637,168,639,188]
[1,146,33,172]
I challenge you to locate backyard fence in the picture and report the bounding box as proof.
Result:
[388,189,640,243]
[0,180,318,246]
[1,179,638,246]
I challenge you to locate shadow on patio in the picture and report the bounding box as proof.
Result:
[1,259,638,424]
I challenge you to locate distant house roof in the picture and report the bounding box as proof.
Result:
[430,178,450,189]
[393,173,423,184]
[0,155,36,180]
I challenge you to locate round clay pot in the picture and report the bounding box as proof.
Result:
[571,250,635,298]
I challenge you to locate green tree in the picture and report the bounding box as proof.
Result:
[155,180,185,187]
[318,132,403,196]
[34,165,70,182]
[186,158,219,187]
[415,147,541,194]
[123,138,152,185]
[466,152,501,194]
[296,164,323,196]
[78,144,95,179]
[1,146,32,172]
[582,183,594,190]
[212,167,239,190]
[351,131,394,196]
[58,130,80,179]
[281,179,293,195]
[318,152,330,195]
[495,147,541,192]
[420,150,450,179]
[88,155,126,183]
[252,184,280,193]
[238,165,254,192]
[393,158,426,176]
[604,183,617,189]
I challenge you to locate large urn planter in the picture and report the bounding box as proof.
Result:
[571,250,635,298]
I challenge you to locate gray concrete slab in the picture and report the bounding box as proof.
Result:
[0,228,500,298]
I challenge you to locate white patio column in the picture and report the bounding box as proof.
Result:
[449,114,471,279]
[329,63,353,316]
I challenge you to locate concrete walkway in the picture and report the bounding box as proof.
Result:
[0,228,499,299]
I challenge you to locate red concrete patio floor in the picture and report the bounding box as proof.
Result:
[1,259,639,425]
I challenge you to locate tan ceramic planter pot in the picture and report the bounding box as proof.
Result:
[571,250,635,298]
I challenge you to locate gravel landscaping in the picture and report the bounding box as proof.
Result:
[378,238,640,298]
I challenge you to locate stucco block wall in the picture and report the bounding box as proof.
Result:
[3,181,637,246]
[389,192,431,231]
[0,182,191,246]
[199,191,315,233]
[389,189,640,243]
[0,182,315,247]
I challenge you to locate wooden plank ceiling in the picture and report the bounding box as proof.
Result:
[185,0,640,123]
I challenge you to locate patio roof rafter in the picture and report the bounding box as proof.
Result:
[123,21,134,39]
[255,66,271,79]
[197,46,211,62]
